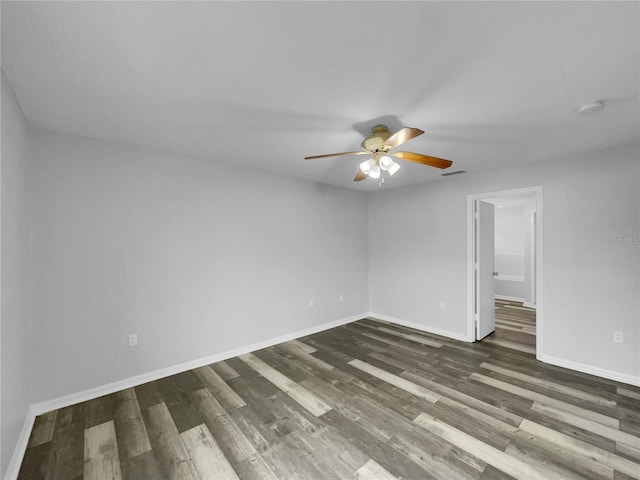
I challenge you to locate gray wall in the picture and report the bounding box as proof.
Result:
[495,206,525,299]
[495,206,525,278]
[28,128,370,403]
[1,71,33,476]
[370,145,640,379]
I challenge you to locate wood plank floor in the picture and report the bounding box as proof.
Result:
[483,299,537,355]
[19,309,640,479]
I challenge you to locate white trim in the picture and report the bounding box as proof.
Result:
[5,312,368,479]
[495,274,524,282]
[466,197,476,342]
[467,186,543,351]
[4,406,37,480]
[31,311,367,415]
[523,302,536,309]
[495,294,524,302]
[539,354,640,387]
[369,312,470,342]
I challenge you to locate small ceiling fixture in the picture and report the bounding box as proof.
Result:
[304,125,453,187]
[577,101,604,114]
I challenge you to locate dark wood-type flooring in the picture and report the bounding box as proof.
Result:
[483,299,537,355]
[19,304,640,479]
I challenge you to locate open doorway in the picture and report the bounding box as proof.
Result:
[467,187,543,359]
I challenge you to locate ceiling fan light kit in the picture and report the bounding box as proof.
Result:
[305,124,453,187]
[360,154,400,179]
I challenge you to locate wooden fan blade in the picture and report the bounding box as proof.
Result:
[354,170,367,182]
[304,151,369,160]
[382,127,424,149]
[393,151,453,169]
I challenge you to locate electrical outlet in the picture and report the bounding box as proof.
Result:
[128,333,138,347]
[614,331,623,343]
[339,293,344,302]
[440,301,446,310]
[308,298,314,308]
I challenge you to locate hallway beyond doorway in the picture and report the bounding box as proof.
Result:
[481,299,536,355]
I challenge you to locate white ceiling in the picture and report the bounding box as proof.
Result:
[2,1,638,192]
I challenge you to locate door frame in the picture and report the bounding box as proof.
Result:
[466,186,544,360]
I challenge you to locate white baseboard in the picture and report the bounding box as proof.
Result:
[4,406,37,480]
[539,354,640,387]
[369,312,470,342]
[5,312,368,480]
[495,295,524,302]
[523,302,536,309]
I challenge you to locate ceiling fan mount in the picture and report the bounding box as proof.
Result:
[305,124,453,183]
[361,125,393,152]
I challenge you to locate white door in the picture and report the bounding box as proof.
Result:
[475,200,495,340]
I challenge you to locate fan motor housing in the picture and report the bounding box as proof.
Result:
[361,125,392,152]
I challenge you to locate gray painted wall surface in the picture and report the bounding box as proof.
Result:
[1,71,33,477]
[370,146,640,378]
[28,129,370,403]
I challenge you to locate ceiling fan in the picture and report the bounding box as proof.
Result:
[304,125,453,183]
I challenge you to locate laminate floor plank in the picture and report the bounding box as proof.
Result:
[619,387,640,401]
[16,442,52,480]
[192,389,258,465]
[320,409,435,480]
[617,441,640,463]
[133,381,164,412]
[113,388,152,460]
[485,355,620,402]
[301,375,411,442]
[119,450,166,480]
[480,337,536,355]
[348,358,441,403]
[239,352,332,417]
[401,370,525,427]
[84,420,122,480]
[27,410,58,448]
[344,325,430,356]
[277,341,334,371]
[519,419,640,479]
[290,426,370,478]
[413,412,566,480]
[18,302,640,480]
[180,424,240,480]
[470,372,620,428]
[194,365,246,411]
[252,347,313,384]
[354,459,399,480]
[232,453,279,480]
[507,431,615,480]
[44,404,85,480]
[227,403,281,454]
[531,401,638,447]
[259,430,332,480]
[85,393,119,430]
[143,402,199,480]
[153,375,204,434]
[476,367,622,425]
[211,360,240,381]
